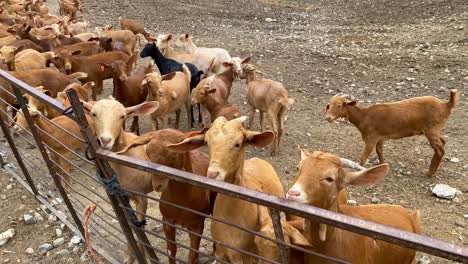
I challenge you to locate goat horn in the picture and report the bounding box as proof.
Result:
[340,158,365,171]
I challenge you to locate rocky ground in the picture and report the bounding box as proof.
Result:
[0,170,95,264]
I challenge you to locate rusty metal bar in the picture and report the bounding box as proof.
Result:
[270,208,289,264]
[12,86,85,237]
[0,112,39,195]
[66,89,155,264]
[97,149,468,263]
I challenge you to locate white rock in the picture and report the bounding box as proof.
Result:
[371,197,381,204]
[55,249,68,255]
[34,212,44,222]
[347,199,357,206]
[55,229,63,237]
[53,237,65,247]
[0,195,6,200]
[5,184,12,190]
[431,184,457,200]
[450,157,460,163]
[24,214,35,225]
[25,247,34,254]
[70,235,82,245]
[417,254,431,264]
[265,17,274,22]
[48,215,57,222]
[464,214,468,219]
[0,229,15,246]
[38,243,53,253]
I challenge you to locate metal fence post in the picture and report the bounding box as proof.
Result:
[66,89,160,264]
[12,86,85,237]
[270,209,289,264]
[0,112,39,196]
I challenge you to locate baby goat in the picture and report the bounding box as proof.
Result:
[325,90,460,176]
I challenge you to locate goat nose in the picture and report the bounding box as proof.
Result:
[65,64,71,70]
[100,137,112,146]
[287,189,301,197]
[207,171,220,179]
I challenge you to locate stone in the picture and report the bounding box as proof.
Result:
[55,249,68,255]
[265,17,275,22]
[23,214,35,225]
[417,254,431,264]
[431,184,457,199]
[55,229,63,237]
[347,199,357,206]
[371,197,380,204]
[34,212,44,222]
[5,184,12,190]
[70,235,82,245]
[450,157,460,163]
[464,214,468,219]
[53,237,65,247]
[48,215,57,222]
[72,246,79,254]
[25,248,34,254]
[455,221,465,228]
[38,243,53,253]
[0,229,15,246]
[0,195,6,200]
[21,195,27,200]
[3,259,9,263]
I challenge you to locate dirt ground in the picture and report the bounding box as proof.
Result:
[81,0,467,262]
[0,170,94,264]
[0,0,467,263]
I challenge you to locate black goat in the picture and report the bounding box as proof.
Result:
[140,42,203,127]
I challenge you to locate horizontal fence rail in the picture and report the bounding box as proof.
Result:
[0,69,466,264]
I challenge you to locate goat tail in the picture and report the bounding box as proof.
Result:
[279,97,295,109]
[409,210,422,234]
[115,132,157,154]
[68,72,88,81]
[447,89,460,110]
[182,64,191,83]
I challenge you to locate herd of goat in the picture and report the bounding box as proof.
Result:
[0,0,462,263]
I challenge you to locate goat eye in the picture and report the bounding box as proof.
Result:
[234,143,241,148]
[325,177,334,183]
[91,113,96,117]
[120,115,125,119]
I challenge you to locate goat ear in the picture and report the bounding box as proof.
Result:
[83,81,95,90]
[71,50,82,56]
[222,62,232,68]
[166,34,172,41]
[126,101,159,117]
[106,37,113,43]
[98,62,110,71]
[241,56,251,64]
[207,88,216,94]
[81,100,93,112]
[14,45,25,54]
[346,101,357,106]
[43,89,52,96]
[244,130,275,148]
[147,36,156,43]
[161,72,176,81]
[87,37,99,42]
[297,145,308,161]
[167,134,206,153]
[184,33,190,39]
[283,223,311,247]
[26,26,32,32]
[343,164,389,187]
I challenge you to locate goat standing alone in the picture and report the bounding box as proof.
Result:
[325,90,460,176]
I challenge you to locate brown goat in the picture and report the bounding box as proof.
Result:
[102,55,151,134]
[53,50,129,100]
[97,29,137,56]
[119,18,151,42]
[325,90,460,176]
[0,69,87,123]
[118,129,212,264]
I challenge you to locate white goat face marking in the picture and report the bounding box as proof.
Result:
[230,57,243,75]
[155,34,169,50]
[89,99,126,150]
[207,163,227,181]
[286,184,307,203]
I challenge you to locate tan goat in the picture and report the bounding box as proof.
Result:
[118,129,211,264]
[81,98,167,264]
[141,65,191,130]
[286,149,421,264]
[243,64,294,156]
[325,90,460,176]
[254,206,312,264]
[15,48,56,71]
[168,116,284,263]
[0,45,24,70]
